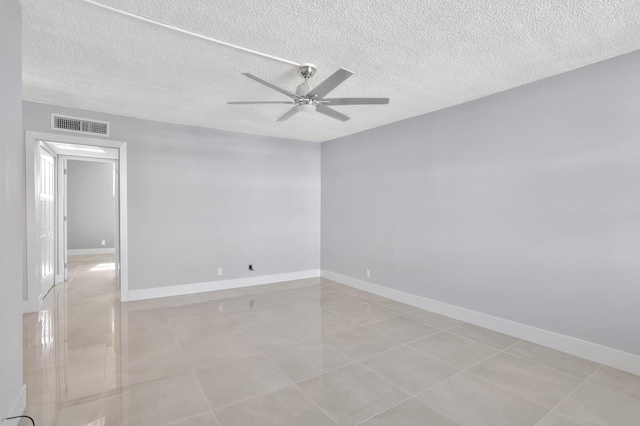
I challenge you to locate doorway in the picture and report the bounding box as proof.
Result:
[25,131,129,312]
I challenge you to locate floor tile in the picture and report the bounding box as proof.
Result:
[170,315,235,343]
[360,345,460,395]
[319,280,353,292]
[179,330,260,368]
[102,372,210,426]
[265,338,353,382]
[194,354,292,408]
[417,372,547,426]
[214,385,336,426]
[242,318,331,351]
[125,307,168,329]
[24,342,107,371]
[404,310,462,330]
[587,366,640,400]
[333,304,398,325]
[108,342,190,386]
[554,382,640,426]
[57,357,107,401]
[21,400,55,426]
[341,288,384,303]
[317,291,367,310]
[411,332,498,369]
[535,413,583,426]
[32,398,103,426]
[124,323,180,356]
[298,363,409,426]
[163,301,225,323]
[314,311,360,335]
[448,323,520,350]
[506,341,600,380]
[360,398,459,426]
[22,312,38,354]
[208,294,281,316]
[322,326,401,360]
[468,352,582,409]
[165,411,220,426]
[372,299,419,315]
[369,316,440,343]
[225,300,321,329]
[196,288,248,302]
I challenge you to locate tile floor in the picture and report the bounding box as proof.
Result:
[21,255,640,425]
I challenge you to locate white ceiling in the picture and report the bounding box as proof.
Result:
[22,0,640,142]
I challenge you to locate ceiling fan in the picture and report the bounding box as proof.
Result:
[228,64,389,121]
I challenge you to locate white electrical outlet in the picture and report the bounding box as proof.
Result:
[101,240,106,246]
[365,268,371,278]
[217,267,222,276]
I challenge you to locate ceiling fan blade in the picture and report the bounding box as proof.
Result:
[321,97,390,105]
[306,68,353,99]
[316,105,350,122]
[228,101,295,104]
[277,106,299,121]
[242,73,299,100]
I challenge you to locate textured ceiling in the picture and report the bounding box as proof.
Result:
[22,0,640,142]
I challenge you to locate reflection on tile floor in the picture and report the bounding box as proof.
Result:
[21,255,640,425]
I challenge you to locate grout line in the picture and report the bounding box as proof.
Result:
[347,342,463,426]
[307,327,460,425]
[166,318,223,426]
[413,340,524,398]
[532,367,602,426]
[289,359,361,385]
[582,373,640,403]
[208,381,298,412]
[500,344,602,383]
[261,353,342,426]
[352,394,415,426]
[163,410,216,426]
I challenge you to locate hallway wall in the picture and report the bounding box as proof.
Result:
[67,160,116,250]
[0,0,26,421]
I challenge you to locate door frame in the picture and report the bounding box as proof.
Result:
[24,131,129,312]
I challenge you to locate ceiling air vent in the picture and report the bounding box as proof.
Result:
[51,114,110,137]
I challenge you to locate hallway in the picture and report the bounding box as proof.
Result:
[21,256,640,425]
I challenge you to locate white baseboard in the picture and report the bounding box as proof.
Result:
[67,248,115,255]
[2,385,26,426]
[321,270,640,376]
[127,269,321,302]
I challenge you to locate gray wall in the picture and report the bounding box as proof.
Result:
[23,101,321,290]
[67,160,115,249]
[322,50,640,356]
[0,0,25,420]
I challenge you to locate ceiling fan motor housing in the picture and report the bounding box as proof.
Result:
[298,63,317,79]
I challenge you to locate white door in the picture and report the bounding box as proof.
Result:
[38,146,56,297]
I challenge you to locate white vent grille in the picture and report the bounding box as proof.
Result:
[51,114,110,137]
